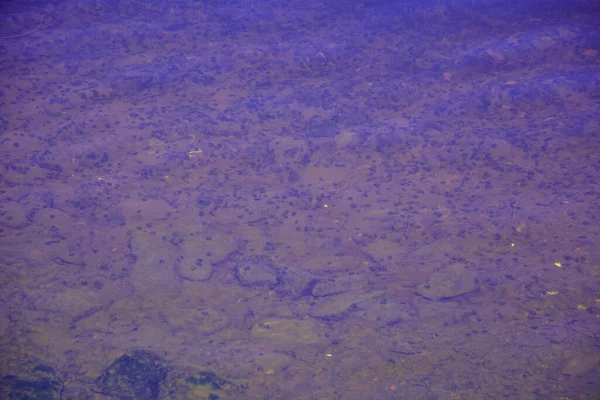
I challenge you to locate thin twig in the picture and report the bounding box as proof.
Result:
[508,199,517,233]
[0,23,54,39]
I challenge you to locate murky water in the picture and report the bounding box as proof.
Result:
[1,0,599,399]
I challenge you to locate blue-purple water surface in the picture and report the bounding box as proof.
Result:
[0,0,599,398]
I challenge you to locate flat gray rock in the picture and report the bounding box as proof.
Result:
[234,254,280,288]
[415,263,479,300]
[176,256,213,281]
[562,354,600,376]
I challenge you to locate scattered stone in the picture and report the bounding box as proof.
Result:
[334,129,361,148]
[164,365,245,399]
[311,275,365,297]
[309,290,401,324]
[95,350,167,399]
[277,268,318,298]
[130,232,180,290]
[161,306,230,335]
[234,254,280,288]
[359,299,413,327]
[176,256,213,281]
[176,231,238,282]
[562,353,600,376]
[251,317,324,346]
[0,201,29,228]
[0,365,62,400]
[309,292,359,321]
[306,115,338,138]
[252,350,295,373]
[415,263,479,300]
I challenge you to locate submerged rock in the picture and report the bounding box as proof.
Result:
[415,263,479,300]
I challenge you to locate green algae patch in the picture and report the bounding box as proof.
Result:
[0,365,62,400]
[95,349,167,399]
